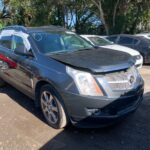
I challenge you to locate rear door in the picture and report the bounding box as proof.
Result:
[0,31,16,83]
[0,30,36,97]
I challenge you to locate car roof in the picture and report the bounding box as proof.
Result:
[2,25,68,33]
[109,34,145,40]
[135,33,150,37]
[109,34,133,37]
[81,34,99,37]
[27,25,67,32]
[81,34,107,38]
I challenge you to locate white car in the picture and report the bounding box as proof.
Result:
[135,33,150,40]
[81,35,143,69]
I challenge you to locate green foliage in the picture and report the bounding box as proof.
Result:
[0,0,150,34]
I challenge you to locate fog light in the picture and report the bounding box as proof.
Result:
[87,108,101,116]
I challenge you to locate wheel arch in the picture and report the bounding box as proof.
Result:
[34,80,58,107]
[34,80,66,108]
[34,79,70,126]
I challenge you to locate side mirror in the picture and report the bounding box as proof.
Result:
[14,45,33,57]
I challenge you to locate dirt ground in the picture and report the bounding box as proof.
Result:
[0,66,150,150]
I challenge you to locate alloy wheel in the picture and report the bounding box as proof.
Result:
[41,91,59,124]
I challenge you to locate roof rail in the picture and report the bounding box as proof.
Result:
[27,25,67,32]
[3,25,27,32]
[2,25,67,32]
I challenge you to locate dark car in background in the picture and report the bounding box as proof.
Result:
[106,34,150,64]
[0,26,144,129]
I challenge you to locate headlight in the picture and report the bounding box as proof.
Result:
[130,66,140,77]
[66,66,103,96]
[134,55,141,60]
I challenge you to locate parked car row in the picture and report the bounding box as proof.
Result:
[0,25,144,129]
[81,35,143,69]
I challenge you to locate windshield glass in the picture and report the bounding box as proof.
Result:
[31,31,93,54]
[88,36,113,46]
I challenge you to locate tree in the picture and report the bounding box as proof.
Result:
[1,0,150,34]
[90,0,109,35]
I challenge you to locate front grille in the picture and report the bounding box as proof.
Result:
[104,67,138,91]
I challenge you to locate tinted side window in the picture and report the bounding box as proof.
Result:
[118,37,133,44]
[0,36,12,49]
[133,39,139,45]
[12,35,27,52]
[140,39,150,47]
[107,36,118,43]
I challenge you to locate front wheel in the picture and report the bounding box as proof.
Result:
[40,84,68,129]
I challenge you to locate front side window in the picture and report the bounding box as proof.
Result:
[0,35,12,49]
[12,35,27,53]
[31,32,93,54]
[88,37,113,46]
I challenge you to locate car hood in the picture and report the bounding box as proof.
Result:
[100,44,140,56]
[49,48,135,73]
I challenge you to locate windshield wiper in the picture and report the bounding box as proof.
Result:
[47,50,75,55]
[47,47,93,55]
[73,48,93,52]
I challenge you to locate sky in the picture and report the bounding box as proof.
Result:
[0,0,3,11]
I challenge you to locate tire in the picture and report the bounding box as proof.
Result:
[0,78,6,87]
[142,54,148,64]
[143,55,146,64]
[40,84,68,129]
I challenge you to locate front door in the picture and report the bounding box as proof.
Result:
[9,34,35,96]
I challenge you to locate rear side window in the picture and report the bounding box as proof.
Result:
[140,38,150,47]
[118,37,133,44]
[133,39,139,45]
[0,35,12,49]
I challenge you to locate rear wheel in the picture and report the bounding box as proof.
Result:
[40,84,68,129]
[0,78,6,87]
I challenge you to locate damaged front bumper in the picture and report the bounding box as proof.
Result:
[61,83,144,128]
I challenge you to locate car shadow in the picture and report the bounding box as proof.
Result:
[0,85,150,150]
[40,92,150,150]
[0,85,46,124]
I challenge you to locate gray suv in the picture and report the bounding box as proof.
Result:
[0,26,144,129]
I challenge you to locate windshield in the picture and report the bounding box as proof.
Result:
[31,31,93,54]
[88,36,113,46]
